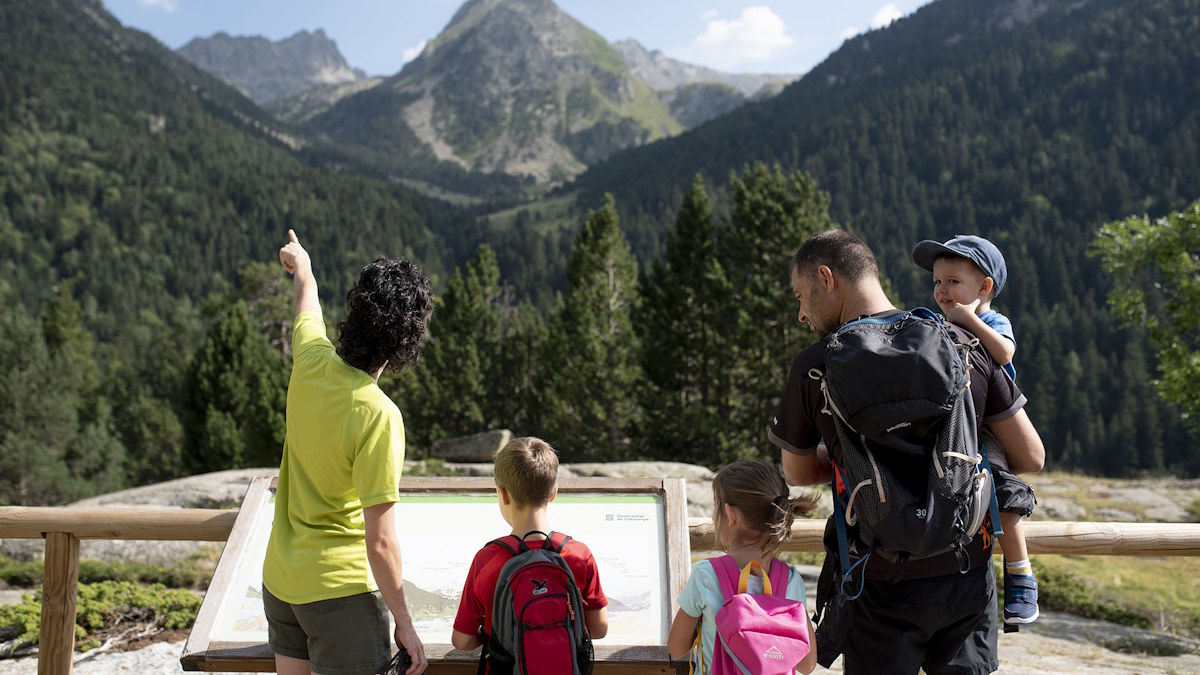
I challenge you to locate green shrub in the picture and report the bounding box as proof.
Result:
[0,556,43,587]
[78,558,203,588]
[0,580,201,654]
[2,553,210,590]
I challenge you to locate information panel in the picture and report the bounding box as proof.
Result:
[182,476,690,674]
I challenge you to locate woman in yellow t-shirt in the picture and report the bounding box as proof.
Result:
[264,229,433,675]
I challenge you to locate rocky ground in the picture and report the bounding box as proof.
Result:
[2,464,1199,673]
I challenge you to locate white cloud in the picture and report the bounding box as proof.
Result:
[839,25,859,40]
[692,6,793,67]
[700,9,719,21]
[137,0,179,12]
[401,40,427,64]
[870,3,904,29]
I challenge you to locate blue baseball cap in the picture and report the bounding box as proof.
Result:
[911,234,1007,296]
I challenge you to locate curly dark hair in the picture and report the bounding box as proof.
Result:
[336,257,434,376]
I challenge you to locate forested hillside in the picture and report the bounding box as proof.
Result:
[2,0,1197,507]
[0,0,471,503]
[553,0,1200,474]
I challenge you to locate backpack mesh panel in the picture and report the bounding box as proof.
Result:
[826,313,988,562]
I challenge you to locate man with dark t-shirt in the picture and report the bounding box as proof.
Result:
[768,230,1045,675]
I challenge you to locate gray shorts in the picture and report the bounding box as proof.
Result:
[263,586,392,675]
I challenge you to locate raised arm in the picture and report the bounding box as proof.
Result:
[279,229,320,317]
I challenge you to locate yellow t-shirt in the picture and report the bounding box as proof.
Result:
[262,311,405,603]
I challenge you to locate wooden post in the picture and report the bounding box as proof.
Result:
[39,532,80,675]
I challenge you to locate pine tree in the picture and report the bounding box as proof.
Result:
[184,301,286,472]
[491,298,550,437]
[395,245,504,451]
[0,306,77,505]
[638,175,737,465]
[547,195,641,461]
[718,164,837,457]
[40,285,126,496]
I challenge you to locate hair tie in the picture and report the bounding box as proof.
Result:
[773,495,788,508]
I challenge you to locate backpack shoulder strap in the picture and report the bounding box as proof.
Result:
[544,531,572,554]
[909,306,940,322]
[487,536,520,557]
[708,555,740,599]
[767,559,791,599]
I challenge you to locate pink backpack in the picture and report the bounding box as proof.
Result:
[707,556,811,675]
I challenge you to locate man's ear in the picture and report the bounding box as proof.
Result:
[817,264,836,293]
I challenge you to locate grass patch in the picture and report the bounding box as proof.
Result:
[0,580,200,655]
[1187,497,1200,522]
[1000,555,1200,639]
[1025,471,1153,519]
[484,191,579,236]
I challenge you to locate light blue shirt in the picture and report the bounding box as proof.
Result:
[677,558,807,672]
[979,310,1016,381]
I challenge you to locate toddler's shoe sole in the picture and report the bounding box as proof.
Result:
[1003,607,1040,625]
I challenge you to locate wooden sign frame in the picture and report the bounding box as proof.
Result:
[182,476,691,674]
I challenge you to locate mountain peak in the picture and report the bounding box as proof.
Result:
[342,0,675,183]
[178,29,366,105]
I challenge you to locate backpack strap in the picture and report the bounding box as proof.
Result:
[708,555,741,600]
[487,536,520,557]
[517,530,552,553]
[767,559,790,599]
[736,559,771,594]
[978,453,1004,540]
[830,462,869,601]
[909,306,941,322]
[541,531,573,554]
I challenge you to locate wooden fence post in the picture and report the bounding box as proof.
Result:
[39,532,80,675]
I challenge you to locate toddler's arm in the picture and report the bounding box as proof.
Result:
[945,304,1015,368]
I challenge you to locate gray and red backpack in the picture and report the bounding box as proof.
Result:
[479,531,594,675]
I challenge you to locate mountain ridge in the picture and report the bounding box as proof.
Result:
[611,39,797,97]
[304,0,678,185]
[178,29,367,105]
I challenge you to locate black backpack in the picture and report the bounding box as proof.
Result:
[479,531,593,675]
[811,308,992,583]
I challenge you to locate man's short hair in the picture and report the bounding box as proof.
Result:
[494,437,558,507]
[792,229,879,283]
[336,257,434,376]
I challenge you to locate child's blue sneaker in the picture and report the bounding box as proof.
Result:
[1004,571,1040,624]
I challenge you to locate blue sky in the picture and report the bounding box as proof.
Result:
[104,1,933,77]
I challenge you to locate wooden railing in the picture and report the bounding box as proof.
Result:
[2,506,1199,674]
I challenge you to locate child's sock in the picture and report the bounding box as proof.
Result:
[1005,558,1033,577]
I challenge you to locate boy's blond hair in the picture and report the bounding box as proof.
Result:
[494,436,558,506]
